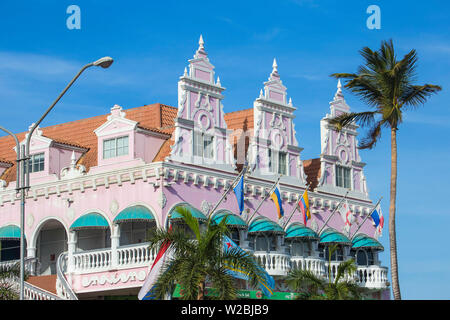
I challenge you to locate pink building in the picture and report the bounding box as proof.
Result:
[0,37,389,300]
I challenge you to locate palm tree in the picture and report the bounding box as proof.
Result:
[146,206,270,300]
[286,244,362,300]
[0,261,20,300]
[328,39,441,300]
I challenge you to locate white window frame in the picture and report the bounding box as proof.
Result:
[28,152,45,173]
[193,131,214,159]
[103,135,129,159]
[268,149,287,175]
[335,165,351,189]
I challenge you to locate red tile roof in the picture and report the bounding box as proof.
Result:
[0,103,176,183]
[0,104,318,188]
[303,158,321,190]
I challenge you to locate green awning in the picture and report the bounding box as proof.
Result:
[352,233,384,250]
[70,213,109,230]
[212,211,247,229]
[169,204,207,221]
[319,228,352,245]
[285,223,318,240]
[248,217,285,235]
[113,205,155,223]
[0,225,21,240]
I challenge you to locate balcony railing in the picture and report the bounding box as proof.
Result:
[290,256,325,277]
[355,265,389,289]
[253,252,291,276]
[71,243,156,274]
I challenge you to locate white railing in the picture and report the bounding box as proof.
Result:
[253,252,291,276]
[117,243,156,268]
[66,244,389,291]
[355,265,389,289]
[290,256,325,277]
[56,252,78,300]
[71,243,156,274]
[24,282,62,300]
[72,249,112,273]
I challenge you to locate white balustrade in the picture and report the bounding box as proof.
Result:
[290,257,325,277]
[253,252,291,276]
[117,243,156,268]
[24,283,61,300]
[66,244,388,291]
[70,242,156,274]
[355,265,389,289]
[72,249,112,273]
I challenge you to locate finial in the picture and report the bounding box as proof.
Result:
[70,151,76,168]
[270,58,280,79]
[184,67,188,76]
[199,34,204,48]
[334,79,344,99]
[259,89,264,98]
[288,97,292,106]
[216,76,221,86]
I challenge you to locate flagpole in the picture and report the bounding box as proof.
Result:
[282,190,305,228]
[317,190,350,235]
[350,197,382,240]
[207,164,248,217]
[246,174,282,224]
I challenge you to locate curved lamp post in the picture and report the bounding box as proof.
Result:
[18,56,113,300]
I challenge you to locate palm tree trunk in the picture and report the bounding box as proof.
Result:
[389,127,401,300]
[197,281,205,300]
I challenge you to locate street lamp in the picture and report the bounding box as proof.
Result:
[18,56,114,300]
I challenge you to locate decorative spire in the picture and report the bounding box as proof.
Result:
[183,67,188,77]
[334,79,344,100]
[195,34,207,57]
[270,58,280,79]
[216,76,221,86]
[70,150,76,168]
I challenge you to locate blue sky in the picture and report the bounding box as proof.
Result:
[1,0,449,299]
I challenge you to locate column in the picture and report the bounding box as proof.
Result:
[67,231,77,273]
[110,224,120,269]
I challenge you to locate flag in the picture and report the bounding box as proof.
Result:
[270,183,284,219]
[298,190,310,225]
[233,175,245,215]
[138,227,172,300]
[371,205,384,235]
[222,236,275,298]
[339,200,354,227]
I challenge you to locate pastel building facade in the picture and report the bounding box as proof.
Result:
[0,38,389,300]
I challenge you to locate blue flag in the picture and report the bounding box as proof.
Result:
[233,175,244,215]
[222,236,275,297]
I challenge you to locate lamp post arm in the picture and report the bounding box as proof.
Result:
[25,62,94,188]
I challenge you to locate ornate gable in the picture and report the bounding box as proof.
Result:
[316,80,369,200]
[248,59,306,186]
[169,36,234,171]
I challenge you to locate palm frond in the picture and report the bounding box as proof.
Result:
[399,84,442,108]
[334,258,357,285]
[328,111,377,131]
[358,121,383,149]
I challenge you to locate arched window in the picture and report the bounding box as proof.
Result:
[356,249,368,266]
[290,241,303,256]
[255,235,269,252]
